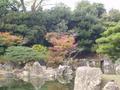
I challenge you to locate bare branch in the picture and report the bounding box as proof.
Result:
[20,0,26,12]
[31,0,37,12]
[31,0,45,12]
[35,0,44,9]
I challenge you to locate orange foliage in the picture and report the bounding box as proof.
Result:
[46,32,76,65]
[46,32,76,51]
[0,32,22,46]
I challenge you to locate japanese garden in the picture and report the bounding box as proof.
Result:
[0,0,120,90]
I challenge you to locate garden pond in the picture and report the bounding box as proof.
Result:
[0,77,73,90]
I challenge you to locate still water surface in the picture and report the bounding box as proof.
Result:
[0,78,73,90]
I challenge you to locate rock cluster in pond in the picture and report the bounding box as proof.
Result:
[56,65,73,84]
[14,62,73,84]
[0,62,15,71]
[74,66,102,90]
[31,62,44,75]
[103,80,120,90]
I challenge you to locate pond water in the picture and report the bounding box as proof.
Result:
[0,77,73,90]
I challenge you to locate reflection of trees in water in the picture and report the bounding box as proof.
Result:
[29,77,45,90]
[22,77,72,90]
[0,78,73,90]
[0,78,34,90]
[42,81,70,90]
[0,78,12,87]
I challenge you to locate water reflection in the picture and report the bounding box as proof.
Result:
[0,77,73,90]
[28,77,45,90]
[0,78,34,90]
[40,82,72,90]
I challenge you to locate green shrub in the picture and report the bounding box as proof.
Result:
[32,44,48,54]
[4,46,47,63]
[32,44,49,59]
[96,23,120,60]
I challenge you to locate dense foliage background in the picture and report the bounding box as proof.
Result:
[0,0,120,64]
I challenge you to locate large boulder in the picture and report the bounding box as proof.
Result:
[74,66,102,90]
[103,81,120,90]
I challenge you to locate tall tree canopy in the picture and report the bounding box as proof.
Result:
[0,0,47,45]
[44,3,72,33]
[70,1,105,53]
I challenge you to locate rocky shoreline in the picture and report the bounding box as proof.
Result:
[0,61,120,90]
